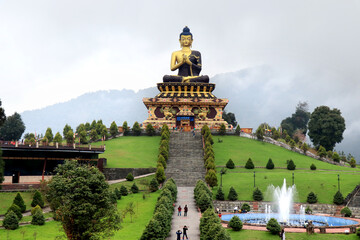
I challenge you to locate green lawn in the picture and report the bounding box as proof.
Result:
[109,175,155,191]
[214,136,360,171]
[0,213,53,225]
[214,169,360,204]
[0,191,159,239]
[0,192,35,215]
[113,191,160,239]
[0,220,66,240]
[212,136,360,204]
[92,136,160,168]
[227,229,359,239]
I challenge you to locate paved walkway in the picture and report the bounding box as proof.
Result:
[166,187,201,240]
[107,173,155,185]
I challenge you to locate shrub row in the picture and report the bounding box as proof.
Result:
[216,186,263,202]
[194,180,213,212]
[225,158,298,170]
[112,182,140,202]
[2,191,45,230]
[202,125,217,188]
[140,178,177,240]
[156,124,170,184]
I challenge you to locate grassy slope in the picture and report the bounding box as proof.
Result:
[0,191,159,239]
[213,136,360,204]
[0,221,65,240]
[214,169,360,204]
[214,136,360,171]
[109,175,154,191]
[0,192,34,215]
[113,191,160,240]
[92,136,160,168]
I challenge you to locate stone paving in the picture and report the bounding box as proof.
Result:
[165,132,205,239]
[166,187,201,240]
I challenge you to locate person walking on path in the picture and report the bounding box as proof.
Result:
[280,228,285,239]
[184,205,188,217]
[178,205,182,216]
[182,225,189,239]
[176,230,182,240]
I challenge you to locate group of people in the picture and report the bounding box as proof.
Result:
[176,225,189,240]
[177,205,188,216]
[175,205,189,239]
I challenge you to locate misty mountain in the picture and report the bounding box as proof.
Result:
[21,66,360,162]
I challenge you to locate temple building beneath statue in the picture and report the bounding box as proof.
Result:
[143,82,228,131]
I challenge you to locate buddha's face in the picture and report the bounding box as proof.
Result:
[180,35,193,47]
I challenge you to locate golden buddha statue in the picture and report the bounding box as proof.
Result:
[163,26,209,83]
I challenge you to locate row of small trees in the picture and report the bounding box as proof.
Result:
[194,180,231,240]
[122,121,156,136]
[226,158,297,170]
[155,125,170,184]
[306,191,345,206]
[216,186,264,201]
[2,191,45,230]
[202,125,218,188]
[140,178,177,240]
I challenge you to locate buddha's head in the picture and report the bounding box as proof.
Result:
[179,26,193,48]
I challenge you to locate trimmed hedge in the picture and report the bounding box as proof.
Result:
[3,210,19,230]
[287,159,296,170]
[266,218,281,235]
[140,178,177,240]
[200,208,230,239]
[228,215,243,231]
[120,185,128,196]
[31,205,42,215]
[126,172,134,181]
[228,186,238,201]
[226,159,235,169]
[31,210,45,225]
[266,158,274,169]
[13,193,26,213]
[333,191,344,205]
[202,125,218,187]
[156,125,170,185]
[216,187,225,200]
[7,204,22,220]
[307,192,317,204]
[194,180,213,213]
[31,190,45,208]
[241,203,250,212]
[131,183,139,193]
[252,188,263,201]
[245,158,254,169]
[341,207,352,217]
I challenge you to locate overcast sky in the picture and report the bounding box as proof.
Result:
[1,0,360,154]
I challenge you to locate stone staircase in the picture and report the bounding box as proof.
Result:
[347,185,360,208]
[165,132,205,187]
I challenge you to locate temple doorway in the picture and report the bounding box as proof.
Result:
[176,116,194,131]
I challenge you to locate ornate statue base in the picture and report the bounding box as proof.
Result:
[143,82,228,131]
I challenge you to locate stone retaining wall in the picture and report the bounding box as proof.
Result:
[103,168,156,180]
[213,200,360,218]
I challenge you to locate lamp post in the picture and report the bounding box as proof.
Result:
[254,171,256,188]
[292,173,294,186]
[220,168,226,188]
[338,174,340,192]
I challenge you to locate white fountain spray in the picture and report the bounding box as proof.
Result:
[265,204,272,222]
[299,205,305,224]
[272,178,296,223]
